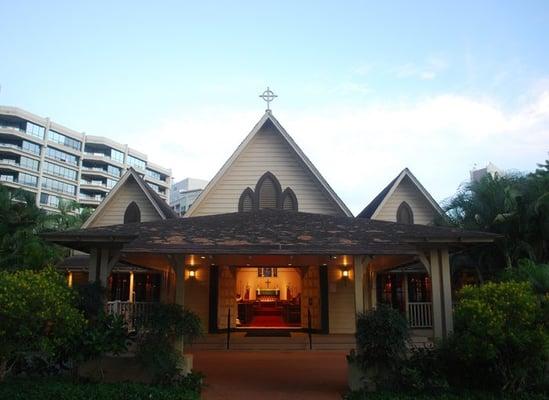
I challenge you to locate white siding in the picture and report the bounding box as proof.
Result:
[375,176,438,225]
[191,125,342,216]
[90,179,162,227]
[328,266,355,334]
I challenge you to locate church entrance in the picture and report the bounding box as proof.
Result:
[235,266,303,329]
[213,257,331,334]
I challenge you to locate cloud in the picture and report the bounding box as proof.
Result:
[130,87,549,215]
[394,56,448,80]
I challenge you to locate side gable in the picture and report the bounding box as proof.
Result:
[186,112,352,217]
[358,168,444,225]
[83,168,177,228]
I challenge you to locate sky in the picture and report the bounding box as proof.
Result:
[0,1,548,214]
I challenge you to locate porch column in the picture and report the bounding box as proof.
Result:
[88,247,120,286]
[99,248,121,287]
[88,248,98,282]
[440,248,454,335]
[429,249,444,339]
[353,256,365,315]
[129,272,135,303]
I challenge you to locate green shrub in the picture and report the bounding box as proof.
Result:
[399,347,449,393]
[447,281,549,392]
[350,305,409,388]
[0,377,202,400]
[344,389,548,400]
[136,303,202,384]
[0,267,85,381]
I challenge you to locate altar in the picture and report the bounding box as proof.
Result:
[256,288,280,302]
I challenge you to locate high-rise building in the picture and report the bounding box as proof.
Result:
[0,106,172,211]
[470,162,503,182]
[169,177,208,216]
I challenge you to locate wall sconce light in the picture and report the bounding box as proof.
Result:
[340,267,350,287]
[188,268,197,279]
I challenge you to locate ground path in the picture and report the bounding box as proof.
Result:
[192,351,348,400]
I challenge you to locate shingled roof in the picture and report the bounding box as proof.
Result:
[44,209,497,256]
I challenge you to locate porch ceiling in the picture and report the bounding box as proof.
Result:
[43,209,497,256]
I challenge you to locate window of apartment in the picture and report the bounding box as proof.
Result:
[107,165,121,177]
[110,149,124,163]
[147,182,159,193]
[20,156,39,171]
[44,161,77,180]
[0,117,25,131]
[0,174,15,182]
[41,177,76,195]
[127,155,146,170]
[107,178,117,188]
[146,169,161,180]
[40,193,60,208]
[25,122,45,140]
[48,130,82,151]
[22,140,41,155]
[19,172,38,187]
[46,147,78,165]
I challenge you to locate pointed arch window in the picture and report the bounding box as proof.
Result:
[396,201,414,224]
[238,188,255,212]
[281,188,298,211]
[124,201,141,224]
[256,172,281,210]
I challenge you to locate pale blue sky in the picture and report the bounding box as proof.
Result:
[1,1,548,213]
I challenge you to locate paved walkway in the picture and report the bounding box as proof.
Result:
[192,351,348,400]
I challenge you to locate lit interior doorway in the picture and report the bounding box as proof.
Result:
[235,266,302,329]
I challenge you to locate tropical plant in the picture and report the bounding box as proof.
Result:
[447,281,548,392]
[0,186,93,270]
[350,305,409,389]
[0,267,86,381]
[136,303,202,384]
[443,158,549,279]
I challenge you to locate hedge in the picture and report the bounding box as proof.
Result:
[0,379,200,400]
[344,390,548,400]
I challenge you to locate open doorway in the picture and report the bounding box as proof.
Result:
[235,267,302,329]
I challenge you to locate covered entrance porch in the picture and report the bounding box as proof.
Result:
[44,209,497,345]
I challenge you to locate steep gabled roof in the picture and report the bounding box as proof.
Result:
[82,167,177,228]
[185,111,353,217]
[357,168,445,219]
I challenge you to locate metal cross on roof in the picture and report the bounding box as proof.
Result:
[259,87,277,111]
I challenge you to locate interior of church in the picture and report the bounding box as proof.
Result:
[235,267,302,328]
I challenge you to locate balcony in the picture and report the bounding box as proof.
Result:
[79,180,109,191]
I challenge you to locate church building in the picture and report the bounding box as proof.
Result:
[47,108,496,343]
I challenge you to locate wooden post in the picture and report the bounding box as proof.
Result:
[440,248,454,335]
[353,256,365,315]
[67,271,73,288]
[88,248,98,282]
[429,249,444,339]
[129,272,135,303]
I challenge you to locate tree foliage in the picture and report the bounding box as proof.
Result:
[0,186,92,270]
[443,157,549,278]
[0,267,86,380]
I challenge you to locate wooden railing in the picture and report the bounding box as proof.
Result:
[407,302,433,328]
[106,301,155,331]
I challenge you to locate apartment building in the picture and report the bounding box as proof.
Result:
[0,106,171,211]
[169,177,208,216]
